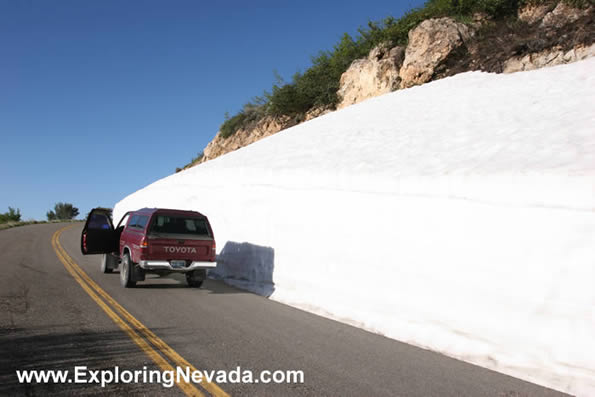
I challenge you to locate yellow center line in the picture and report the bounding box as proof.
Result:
[51,229,201,396]
[54,227,228,397]
[52,225,229,397]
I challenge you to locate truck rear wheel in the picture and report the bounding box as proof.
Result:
[120,253,136,288]
[186,270,205,288]
[101,254,117,274]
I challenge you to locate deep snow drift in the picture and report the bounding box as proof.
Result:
[114,58,595,395]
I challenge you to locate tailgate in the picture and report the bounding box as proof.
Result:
[148,237,214,261]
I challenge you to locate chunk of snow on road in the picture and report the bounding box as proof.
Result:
[115,58,595,396]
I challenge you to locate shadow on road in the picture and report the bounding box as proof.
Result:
[116,241,276,296]
[128,274,247,294]
[0,326,168,395]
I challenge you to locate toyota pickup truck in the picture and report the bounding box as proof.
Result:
[81,207,217,288]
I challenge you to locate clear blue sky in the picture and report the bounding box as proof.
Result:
[0,0,424,221]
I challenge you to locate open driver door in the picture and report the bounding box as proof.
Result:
[80,208,118,255]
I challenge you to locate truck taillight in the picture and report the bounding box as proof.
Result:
[211,241,216,255]
[140,237,148,248]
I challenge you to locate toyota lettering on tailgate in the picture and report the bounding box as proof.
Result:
[164,246,197,254]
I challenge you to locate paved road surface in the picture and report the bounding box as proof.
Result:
[0,223,569,396]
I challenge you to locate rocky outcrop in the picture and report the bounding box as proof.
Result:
[505,3,594,72]
[541,2,592,28]
[399,18,473,89]
[503,42,595,73]
[201,116,290,162]
[304,106,332,122]
[518,3,554,25]
[434,3,594,78]
[198,107,332,164]
[470,12,491,28]
[337,44,405,109]
[518,2,592,27]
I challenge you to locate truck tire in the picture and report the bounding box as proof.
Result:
[186,270,205,288]
[101,254,117,274]
[120,252,136,288]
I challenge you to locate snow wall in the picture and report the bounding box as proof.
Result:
[114,58,595,395]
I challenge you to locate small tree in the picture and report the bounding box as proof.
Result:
[8,207,21,222]
[47,202,79,221]
[0,207,21,223]
[46,210,56,221]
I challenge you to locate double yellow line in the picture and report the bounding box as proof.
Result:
[52,225,229,397]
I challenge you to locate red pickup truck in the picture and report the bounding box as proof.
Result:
[80,207,216,288]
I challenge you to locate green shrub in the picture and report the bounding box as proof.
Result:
[219,96,269,138]
[268,32,374,116]
[0,207,21,224]
[220,113,247,139]
[47,202,79,221]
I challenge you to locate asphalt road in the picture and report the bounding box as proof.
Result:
[0,222,569,396]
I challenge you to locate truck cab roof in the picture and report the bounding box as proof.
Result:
[132,208,206,218]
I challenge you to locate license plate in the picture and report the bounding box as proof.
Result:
[171,260,186,268]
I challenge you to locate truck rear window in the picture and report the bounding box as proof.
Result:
[149,214,211,237]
